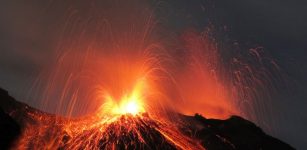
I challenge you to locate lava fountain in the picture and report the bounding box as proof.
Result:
[15,1,209,149]
[26,0,239,120]
[14,0,285,149]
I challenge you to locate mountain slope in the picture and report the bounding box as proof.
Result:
[0,88,295,150]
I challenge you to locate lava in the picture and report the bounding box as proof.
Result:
[15,104,204,149]
[13,0,286,149]
[27,0,240,120]
[15,1,233,149]
[16,71,205,149]
[97,78,146,116]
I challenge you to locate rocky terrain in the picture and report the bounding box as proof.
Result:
[0,88,295,150]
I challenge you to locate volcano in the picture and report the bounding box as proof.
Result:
[0,88,294,150]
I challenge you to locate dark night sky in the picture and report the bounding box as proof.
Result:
[0,0,306,149]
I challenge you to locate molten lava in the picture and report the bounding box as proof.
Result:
[116,100,144,115]
[15,69,209,149]
[99,79,146,116]
[16,0,273,149]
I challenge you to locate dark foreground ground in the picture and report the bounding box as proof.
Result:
[0,88,295,150]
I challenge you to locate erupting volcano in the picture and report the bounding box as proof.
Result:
[0,0,298,149]
[0,88,294,149]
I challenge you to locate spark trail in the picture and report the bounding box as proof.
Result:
[18,0,285,149]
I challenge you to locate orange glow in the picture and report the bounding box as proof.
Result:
[17,1,247,149]
[171,30,238,119]
[99,79,146,116]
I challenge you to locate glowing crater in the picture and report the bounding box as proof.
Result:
[111,97,145,115]
[98,79,147,116]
